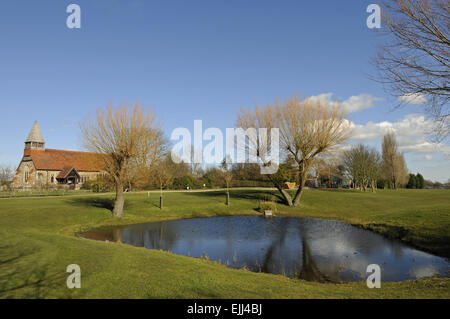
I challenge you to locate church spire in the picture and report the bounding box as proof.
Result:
[25,121,45,150]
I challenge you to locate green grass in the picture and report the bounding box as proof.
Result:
[0,189,91,198]
[0,188,449,298]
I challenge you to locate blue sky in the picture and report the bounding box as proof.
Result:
[0,0,448,182]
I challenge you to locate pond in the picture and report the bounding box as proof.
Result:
[81,216,450,283]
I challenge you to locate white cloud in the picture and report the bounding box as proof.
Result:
[342,94,383,113]
[350,114,450,157]
[413,154,433,161]
[424,162,450,169]
[306,93,382,113]
[399,93,427,105]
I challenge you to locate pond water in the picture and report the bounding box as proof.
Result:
[81,216,449,283]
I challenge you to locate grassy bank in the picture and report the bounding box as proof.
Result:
[0,188,449,298]
[0,189,91,198]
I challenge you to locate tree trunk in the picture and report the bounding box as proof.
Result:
[268,172,293,206]
[292,169,307,207]
[276,186,293,206]
[292,186,304,206]
[113,179,124,218]
[226,188,230,206]
[160,185,163,209]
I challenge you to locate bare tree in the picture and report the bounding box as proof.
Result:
[342,144,382,192]
[189,145,204,177]
[153,157,174,209]
[311,154,341,188]
[220,157,233,206]
[382,131,409,189]
[136,152,189,190]
[0,165,13,183]
[367,149,383,192]
[373,0,450,138]
[342,148,358,189]
[81,102,163,217]
[394,152,410,187]
[0,165,14,188]
[237,96,352,206]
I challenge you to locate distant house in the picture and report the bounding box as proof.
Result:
[11,121,105,190]
[322,174,350,188]
[305,178,320,188]
[306,174,350,188]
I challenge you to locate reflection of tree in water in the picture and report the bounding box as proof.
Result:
[259,218,290,274]
[389,240,404,259]
[237,218,337,281]
[224,217,233,264]
[297,239,332,282]
[296,221,334,283]
[114,223,179,252]
[112,229,122,243]
[145,223,178,251]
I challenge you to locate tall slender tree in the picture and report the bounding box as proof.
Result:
[381,131,409,189]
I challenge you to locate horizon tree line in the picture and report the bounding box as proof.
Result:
[339,131,409,192]
[0,95,444,217]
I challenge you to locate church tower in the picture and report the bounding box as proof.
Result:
[24,121,45,150]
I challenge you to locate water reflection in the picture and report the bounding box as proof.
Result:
[81,216,449,283]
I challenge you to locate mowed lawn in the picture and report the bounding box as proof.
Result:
[0,188,449,298]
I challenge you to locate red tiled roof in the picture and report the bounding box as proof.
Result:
[24,149,105,172]
[57,167,78,179]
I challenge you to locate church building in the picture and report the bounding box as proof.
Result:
[12,121,105,190]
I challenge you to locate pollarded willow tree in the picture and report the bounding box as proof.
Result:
[81,102,164,217]
[237,96,352,206]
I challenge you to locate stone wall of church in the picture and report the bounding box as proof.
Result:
[11,160,37,189]
[12,160,101,190]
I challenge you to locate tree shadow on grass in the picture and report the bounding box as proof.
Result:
[66,197,115,212]
[0,244,70,298]
[184,189,286,204]
[65,196,136,216]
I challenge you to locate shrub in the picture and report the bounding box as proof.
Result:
[258,201,277,214]
[80,180,94,190]
[172,175,203,189]
[416,173,425,189]
[407,174,418,189]
[81,179,112,192]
